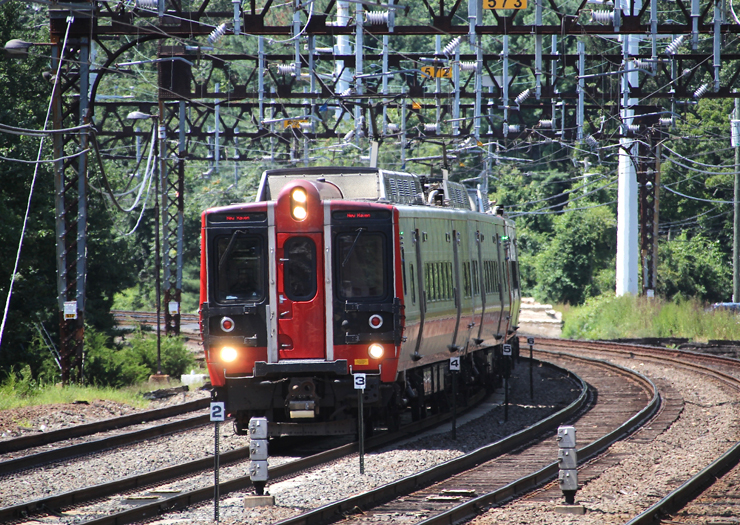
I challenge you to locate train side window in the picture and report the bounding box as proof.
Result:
[472,260,480,296]
[401,248,407,296]
[336,231,386,299]
[284,236,317,301]
[463,262,471,298]
[215,233,265,303]
[446,262,453,300]
[410,263,416,305]
[510,261,520,290]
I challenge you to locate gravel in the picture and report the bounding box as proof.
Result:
[0,362,577,525]
[467,355,740,525]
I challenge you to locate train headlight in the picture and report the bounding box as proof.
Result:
[368,343,384,360]
[291,188,308,221]
[220,346,238,362]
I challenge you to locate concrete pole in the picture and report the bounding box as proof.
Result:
[734,98,740,301]
[616,27,640,296]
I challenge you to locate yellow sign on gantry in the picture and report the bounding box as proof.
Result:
[483,0,527,9]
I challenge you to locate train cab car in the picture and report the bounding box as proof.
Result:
[200,167,521,437]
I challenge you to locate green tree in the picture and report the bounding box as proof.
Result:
[532,206,617,304]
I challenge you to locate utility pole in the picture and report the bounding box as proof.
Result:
[733,98,740,302]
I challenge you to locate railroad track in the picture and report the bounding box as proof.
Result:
[533,337,740,525]
[0,398,209,455]
[112,310,200,326]
[1,359,579,525]
[269,350,658,525]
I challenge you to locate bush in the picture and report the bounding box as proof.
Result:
[84,328,196,387]
[562,293,740,341]
[127,330,196,378]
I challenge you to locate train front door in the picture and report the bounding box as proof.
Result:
[276,233,326,359]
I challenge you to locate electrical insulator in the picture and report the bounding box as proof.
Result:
[632,59,653,70]
[424,123,439,134]
[277,63,296,75]
[538,119,553,128]
[586,135,599,149]
[507,124,521,133]
[659,118,672,127]
[300,122,312,131]
[459,62,477,72]
[443,37,462,56]
[208,23,228,45]
[135,0,157,9]
[339,88,353,97]
[591,10,614,23]
[365,11,389,24]
[387,123,399,133]
[693,83,709,98]
[515,88,532,105]
[665,35,686,55]
[628,124,640,133]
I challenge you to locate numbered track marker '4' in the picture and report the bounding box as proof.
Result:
[449,357,461,371]
[483,0,527,8]
[210,402,226,421]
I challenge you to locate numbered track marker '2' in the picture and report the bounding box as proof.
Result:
[210,402,226,421]
[483,0,527,9]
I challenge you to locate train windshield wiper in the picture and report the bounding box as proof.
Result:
[218,230,246,272]
[341,228,364,267]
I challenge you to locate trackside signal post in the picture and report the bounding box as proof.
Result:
[450,356,461,440]
[210,400,225,522]
[503,344,512,421]
[528,337,535,400]
[355,373,366,474]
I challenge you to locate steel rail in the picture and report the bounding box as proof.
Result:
[270,358,591,525]
[411,349,660,525]
[58,359,577,525]
[0,414,210,476]
[536,338,740,525]
[0,398,209,454]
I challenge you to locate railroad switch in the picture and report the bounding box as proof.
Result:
[556,425,579,505]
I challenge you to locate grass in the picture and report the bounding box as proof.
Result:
[561,294,740,341]
[0,374,155,411]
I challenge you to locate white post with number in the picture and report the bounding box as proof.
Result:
[354,373,366,474]
[210,401,225,522]
[449,356,460,440]
[528,337,535,400]
[503,344,512,421]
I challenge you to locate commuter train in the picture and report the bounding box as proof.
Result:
[200,167,521,436]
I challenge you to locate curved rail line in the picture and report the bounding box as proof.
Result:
[271,351,658,525]
[3,360,578,525]
[0,413,210,477]
[532,338,740,525]
[0,398,209,455]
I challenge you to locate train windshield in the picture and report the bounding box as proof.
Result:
[215,233,265,302]
[336,231,386,299]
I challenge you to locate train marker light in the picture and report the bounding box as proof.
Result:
[368,314,384,329]
[368,343,384,359]
[290,187,308,221]
[220,346,238,362]
[221,317,235,332]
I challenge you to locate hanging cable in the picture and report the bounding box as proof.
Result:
[1,18,73,348]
